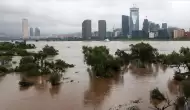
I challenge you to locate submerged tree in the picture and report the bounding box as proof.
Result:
[42,45,58,55]
[130,42,158,67]
[82,46,124,78]
[46,60,74,85]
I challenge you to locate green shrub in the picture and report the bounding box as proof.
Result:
[150,88,166,101]
[82,46,123,78]
[174,73,185,81]
[42,45,58,55]
[0,65,8,73]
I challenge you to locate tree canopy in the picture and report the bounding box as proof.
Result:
[83,46,124,77]
[130,42,158,64]
[42,45,58,55]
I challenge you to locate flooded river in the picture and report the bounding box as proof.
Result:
[0,41,189,110]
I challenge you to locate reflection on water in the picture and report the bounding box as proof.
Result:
[167,79,180,95]
[129,64,158,78]
[84,73,124,109]
[0,41,189,110]
[49,85,61,97]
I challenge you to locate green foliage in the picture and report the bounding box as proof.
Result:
[0,56,12,65]
[0,65,9,73]
[150,88,166,101]
[42,45,58,55]
[0,42,35,50]
[0,42,15,50]
[164,51,182,67]
[15,42,35,49]
[115,49,130,65]
[55,59,75,68]
[181,80,190,98]
[130,42,158,64]
[46,60,74,85]
[15,56,40,76]
[82,46,123,77]
[19,56,35,65]
[0,42,35,57]
[173,73,185,81]
[13,48,29,56]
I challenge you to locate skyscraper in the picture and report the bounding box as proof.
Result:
[149,22,160,32]
[30,28,33,36]
[98,20,106,39]
[22,19,29,39]
[82,20,91,40]
[142,19,149,33]
[122,15,129,36]
[162,23,167,29]
[129,6,139,35]
[156,24,160,30]
[35,27,40,36]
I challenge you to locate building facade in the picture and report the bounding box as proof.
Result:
[30,28,33,36]
[185,32,190,37]
[142,19,149,33]
[82,20,92,40]
[35,27,40,36]
[22,19,29,39]
[132,30,143,39]
[98,20,106,39]
[158,29,169,39]
[162,23,168,29]
[122,15,129,36]
[173,29,185,38]
[129,7,139,35]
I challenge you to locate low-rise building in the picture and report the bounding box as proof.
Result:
[185,32,190,37]
[173,29,185,38]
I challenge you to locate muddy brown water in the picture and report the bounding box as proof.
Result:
[0,41,189,110]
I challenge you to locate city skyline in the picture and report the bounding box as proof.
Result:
[0,0,190,36]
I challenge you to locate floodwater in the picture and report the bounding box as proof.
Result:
[0,41,189,110]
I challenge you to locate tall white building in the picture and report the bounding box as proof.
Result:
[129,5,139,35]
[22,19,29,39]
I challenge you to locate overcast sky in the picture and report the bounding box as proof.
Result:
[0,0,190,36]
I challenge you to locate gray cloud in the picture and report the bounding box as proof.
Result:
[0,0,190,36]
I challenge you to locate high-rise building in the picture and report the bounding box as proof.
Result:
[149,22,160,32]
[122,15,129,36]
[30,28,34,36]
[162,23,167,29]
[149,22,155,32]
[35,27,40,36]
[22,19,29,39]
[158,29,169,39]
[142,19,149,33]
[98,20,106,39]
[130,6,139,35]
[82,20,92,40]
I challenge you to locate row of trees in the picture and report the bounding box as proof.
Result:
[82,42,190,79]
[0,42,36,56]
[82,42,159,78]
[16,45,74,86]
[0,42,74,86]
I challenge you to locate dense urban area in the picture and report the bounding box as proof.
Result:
[0,6,189,41]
